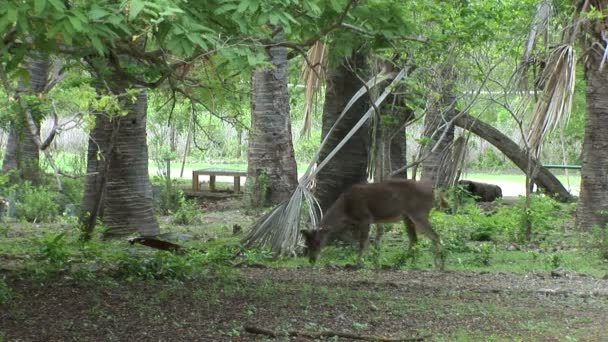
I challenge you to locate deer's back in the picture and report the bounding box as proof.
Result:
[342,179,434,222]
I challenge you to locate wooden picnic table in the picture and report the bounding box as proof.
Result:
[192,168,247,193]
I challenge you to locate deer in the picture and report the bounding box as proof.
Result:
[301,179,445,270]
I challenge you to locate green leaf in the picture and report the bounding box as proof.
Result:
[34,0,47,16]
[48,0,65,11]
[330,0,344,13]
[67,15,83,32]
[237,0,250,13]
[89,34,105,54]
[89,5,110,20]
[215,4,238,15]
[129,0,145,21]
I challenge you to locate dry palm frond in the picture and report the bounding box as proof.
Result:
[242,68,409,256]
[526,45,576,152]
[514,1,552,90]
[300,41,328,137]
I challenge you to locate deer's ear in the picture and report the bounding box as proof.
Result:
[300,229,311,238]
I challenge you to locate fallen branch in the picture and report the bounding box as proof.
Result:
[244,325,426,341]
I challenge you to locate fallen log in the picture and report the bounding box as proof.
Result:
[244,325,426,341]
[458,180,503,202]
[454,113,574,202]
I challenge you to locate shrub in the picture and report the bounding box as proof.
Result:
[172,197,203,225]
[156,180,183,215]
[14,183,61,222]
[35,233,70,267]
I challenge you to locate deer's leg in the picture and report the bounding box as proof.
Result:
[374,224,384,249]
[356,223,370,267]
[409,213,445,271]
[403,216,418,250]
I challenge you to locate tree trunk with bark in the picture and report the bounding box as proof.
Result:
[103,89,159,236]
[315,51,369,212]
[2,57,50,183]
[246,29,298,207]
[454,113,573,202]
[80,60,160,237]
[576,47,608,230]
[421,72,456,188]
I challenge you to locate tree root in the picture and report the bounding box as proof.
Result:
[244,325,426,341]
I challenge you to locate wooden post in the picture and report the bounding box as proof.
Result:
[209,175,216,191]
[192,171,199,191]
[234,176,241,193]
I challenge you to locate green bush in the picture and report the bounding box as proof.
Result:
[172,197,203,225]
[155,179,183,215]
[35,233,70,267]
[14,183,61,222]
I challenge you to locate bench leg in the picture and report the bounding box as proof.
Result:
[192,173,199,192]
[209,175,216,191]
[234,176,241,193]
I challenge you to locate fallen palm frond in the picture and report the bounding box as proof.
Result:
[526,44,575,152]
[300,41,328,137]
[241,68,409,256]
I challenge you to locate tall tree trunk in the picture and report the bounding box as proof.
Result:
[384,104,413,179]
[1,57,50,183]
[80,108,110,227]
[421,69,456,188]
[103,88,159,236]
[576,48,608,230]
[246,29,298,207]
[81,58,160,237]
[315,50,369,211]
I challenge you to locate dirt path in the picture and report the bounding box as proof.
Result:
[2,268,607,341]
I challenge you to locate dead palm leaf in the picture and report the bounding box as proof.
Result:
[516,1,552,90]
[527,45,576,152]
[300,41,328,137]
[241,68,409,256]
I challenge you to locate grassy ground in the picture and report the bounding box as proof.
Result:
[1,194,608,341]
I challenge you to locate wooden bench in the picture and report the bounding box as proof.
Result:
[192,168,247,193]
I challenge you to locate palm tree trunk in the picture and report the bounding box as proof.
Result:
[246,29,298,206]
[1,57,50,183]
[421,91,456,188]
[103,88,159,237]
[80,59,160,238]
[576,48,608,230]
[315,50,369,211]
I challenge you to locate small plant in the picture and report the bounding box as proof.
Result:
[471,243,494,266]
[392,244,422,268]
[470,226,494,242]
[36,233,70,267]
[547,253,563,269]
[157,180,183,215]
[115,250,206,281]
[241,248,273,265]
[0,276,14,304]
[172,197,203,225]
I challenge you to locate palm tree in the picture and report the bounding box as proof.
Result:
[2,56,50,183]
[246,28,298,206]
[81,61,160,238]
[315,49,369,211]
[575,0,608,230]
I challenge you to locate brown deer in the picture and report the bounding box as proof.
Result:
[301,179,445,270]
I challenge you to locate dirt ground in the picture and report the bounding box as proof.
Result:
[2,266,607,341]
